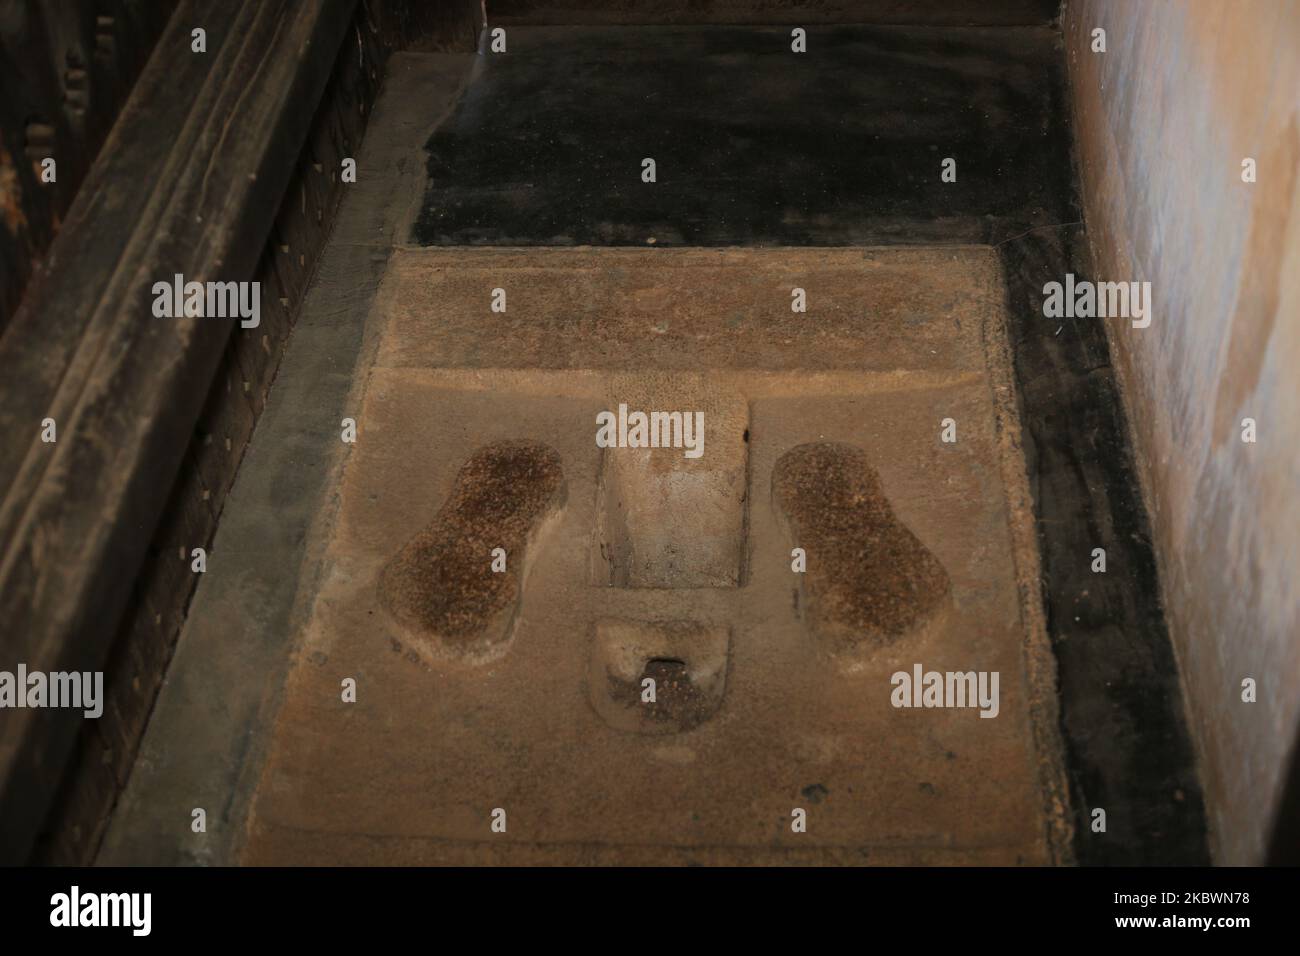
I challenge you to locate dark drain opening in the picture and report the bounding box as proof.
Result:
[642,658,691,709]
[634,658,713,729]
[591,620,729,735]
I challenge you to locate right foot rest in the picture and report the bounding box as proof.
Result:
[772,441,950,669]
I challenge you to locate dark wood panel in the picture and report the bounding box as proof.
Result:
[0,0,358,864]
[27,0,459,867]
[0,0,176,335]
[486,0,1061,26]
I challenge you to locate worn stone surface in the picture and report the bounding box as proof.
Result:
[233,246,1071,864]
[592,619,730,735]
[378,246,1003,371]
[101,20,1219,865]
[402,19,1207,865]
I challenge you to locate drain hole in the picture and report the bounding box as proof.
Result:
[637,657,714,728]
[642,658,690,701]
[592,620,729,734]
[646,656,686,669]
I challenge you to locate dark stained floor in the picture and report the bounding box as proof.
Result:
[414,25,1074,246]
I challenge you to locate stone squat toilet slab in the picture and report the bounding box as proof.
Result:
[240,246,1071,865]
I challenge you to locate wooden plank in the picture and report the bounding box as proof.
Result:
[97,50,477,867]
[486,0,1060,26]
[0,1,175,334]
[0,0,358,863]
[29,1,396,865]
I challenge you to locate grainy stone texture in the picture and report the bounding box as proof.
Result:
[379,440,566,663]
[773,441,951,669]
[591,619,730,735]
[377,246,1005,371]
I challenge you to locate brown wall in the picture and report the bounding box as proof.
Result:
[1065,0,1299,864]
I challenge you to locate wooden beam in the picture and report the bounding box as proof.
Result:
[0,0,357,863]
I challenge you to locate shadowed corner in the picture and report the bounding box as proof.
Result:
[1266,726,1300,865]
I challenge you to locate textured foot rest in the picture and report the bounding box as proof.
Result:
[772,441,950,668]
[379,440,565,664]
